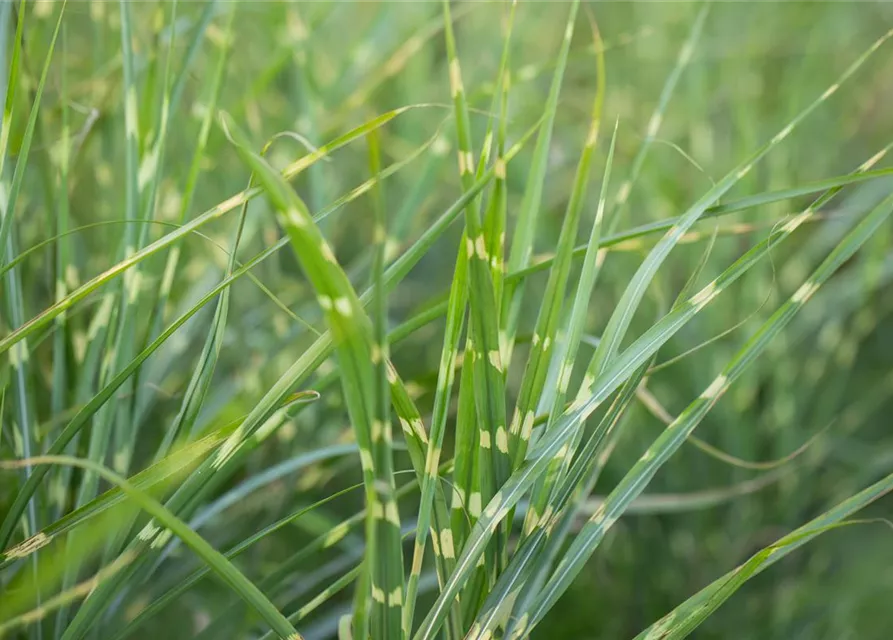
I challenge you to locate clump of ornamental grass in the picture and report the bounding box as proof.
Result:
[2,1,893,639]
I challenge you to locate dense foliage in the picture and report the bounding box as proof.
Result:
[1,2,892,639]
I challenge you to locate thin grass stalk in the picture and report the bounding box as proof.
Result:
[610,3,710,220]
[48,22,73,521]
[481,3,515,309]
[402,238,467,637]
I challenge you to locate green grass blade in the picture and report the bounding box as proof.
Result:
[522,122,618,534]
[442,0,510,576]
[0,455,301,640]
[0,0,66,265]
[501,0,580,365]
[365,123,403,639]
[481,0,517,309]
[402,237,467,636]
[611,3,709,218]
[634,479,893,640]
[450,338,477,543]
[508,17,607,470]
[221,114,404,640]
[49,23,73,528]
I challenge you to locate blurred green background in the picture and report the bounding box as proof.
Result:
[3,1,893,638]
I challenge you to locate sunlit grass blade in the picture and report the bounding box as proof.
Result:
[0,416,242,567]
[0,456,301,640]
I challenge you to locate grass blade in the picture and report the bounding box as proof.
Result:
[221,114,404,640]
[501,0,580,365]
[634,474,893,640]
[0,456,301,640]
